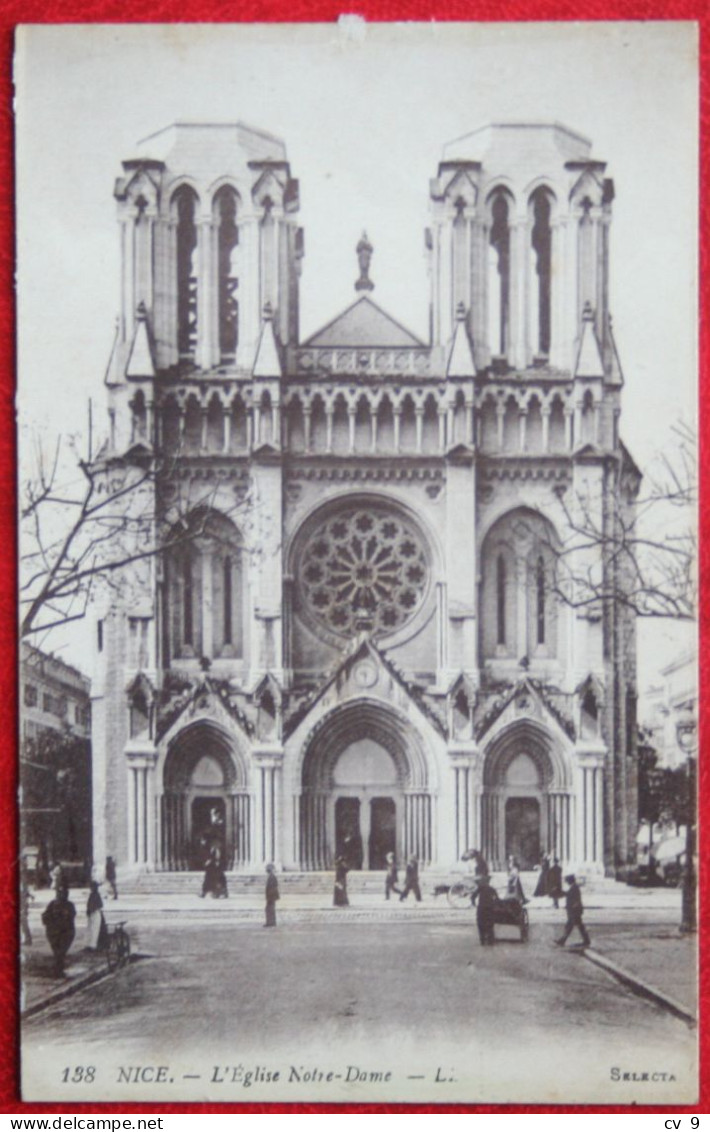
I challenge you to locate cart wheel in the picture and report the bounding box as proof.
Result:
[106,934,120,972]
[447,882,473,909]
[520,908,529,942]
[116,928,131,968]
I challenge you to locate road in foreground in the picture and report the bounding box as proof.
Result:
[23,914,696,1105]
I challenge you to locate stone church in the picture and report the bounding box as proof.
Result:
[91,120,639,881]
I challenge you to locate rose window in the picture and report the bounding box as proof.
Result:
[298,507,429,637]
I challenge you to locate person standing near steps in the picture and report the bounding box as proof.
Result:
[264,864,279,927]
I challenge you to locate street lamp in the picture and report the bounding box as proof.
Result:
[676,710,697,934]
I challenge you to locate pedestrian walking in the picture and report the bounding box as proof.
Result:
[41,886,76,977]
[399,855,422,903]
[547,856,563,909]
[20,876,34,946]
[105,856,118,900]
[333,857,350,906]
[385,852,400,900]
[264,864,279,927]
[86,880,108,950]
[472,875,498,945]
[555,874,591,948]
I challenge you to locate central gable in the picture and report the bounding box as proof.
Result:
[303,295,424,348]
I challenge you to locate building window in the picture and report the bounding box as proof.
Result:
[481,510,560,662]
[174,186,199,359]
[215,187,239,360]
[128,617,150,669]
[223,557,233,646]
[488,192,511,357]
[165,510,243,662]
[496,555,507,646]
[536,556,546,645]
[298,504,429,640]
[42,693,53,714]
[530,189,552,357]
[97,619,104,652]
[24,684,37,707]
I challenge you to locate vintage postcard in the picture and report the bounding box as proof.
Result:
[16,21,698,1104]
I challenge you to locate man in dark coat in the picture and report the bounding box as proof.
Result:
[555,874,591,948]
[264,864,279,927]
[547,856,563,909]
[385,852,400,900]
[105,856,118,900]
[472,876,498,945]
[399,855,422,903]
[42,886,76,976]
[333,857,350,906]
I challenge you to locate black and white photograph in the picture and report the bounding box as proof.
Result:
[16,21,698,1104]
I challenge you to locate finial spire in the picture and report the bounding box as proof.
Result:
[355,231,374,292]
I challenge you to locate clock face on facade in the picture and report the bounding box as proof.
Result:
[297,504,430,640]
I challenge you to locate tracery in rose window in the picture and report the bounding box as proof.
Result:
[298,506,429,638]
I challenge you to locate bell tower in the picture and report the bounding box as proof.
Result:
[428,123,615,379]
[111,122,303,383]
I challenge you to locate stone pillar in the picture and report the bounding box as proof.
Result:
[510,218,530,370]
[303,407,311,454]
[497,403,505,451]
[549,219,564,368]
[196,216,215,370]
[201,551,213,659]
[415,407,424,453]
[237,213,261,367]
[254,757,283,865]
[223,411,231,455]
[541,407,550,453]
[518,408,527,453]
[564,406,573,450]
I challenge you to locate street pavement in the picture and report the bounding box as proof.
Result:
[21,883,698,1105]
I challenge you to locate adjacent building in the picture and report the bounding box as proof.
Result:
[21,642,92,870]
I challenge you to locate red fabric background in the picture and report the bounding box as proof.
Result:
[0,3,706,1115]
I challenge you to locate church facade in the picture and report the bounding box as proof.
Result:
[91,120,639,879]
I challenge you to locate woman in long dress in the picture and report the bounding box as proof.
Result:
[86,881,106,949]
[506,856,528,903]
[534,853,550,897]
[333,857,349,906]
[264,864,279,927]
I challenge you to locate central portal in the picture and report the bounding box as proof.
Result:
[331,739,400,870]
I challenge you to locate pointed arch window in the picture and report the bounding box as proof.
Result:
[531,189,552,357]
[174,186,198,360]
[165,511,243,663]
[488,193,511,357]
[536,556,546,645]
[223,556,233,646]
[496,555,507,646]
[215,187,239,360]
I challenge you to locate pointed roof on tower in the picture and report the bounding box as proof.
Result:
[574,302,605,379]
[447,302,477,378]
[252,302,283,377]
[125,303,156,380]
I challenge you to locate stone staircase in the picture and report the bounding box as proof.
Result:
[122,868,460,896]
[122,867,623,897]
